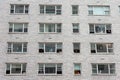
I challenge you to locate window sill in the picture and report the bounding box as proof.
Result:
[39,14,62,16]
[92,74,116,76]
[10,13,29,15]
[8,32,28,34]
[71,14,79,16]
[89,33,112,35]
[38,32,61,34]
[7,52,27,54]
[91,53,114,55]
[88,15,110,16]
[5,74,26,76]
[38,74,62,76]
[39,52,62,54]
[74,74,81,76]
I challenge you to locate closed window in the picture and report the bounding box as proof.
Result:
[9,23,28,33]
[91,43,113,54]
[88,6,110,15]
[6,63,26,75]
[39,43,62,53]
[74,63,81,75]
[38,63,62,75]
[73,23,79,33]
[40,5,61,15]
[7,42,27,53]
[72,5,79,15]
[89,24,111,34]
[73,43,80,53]
[39,23,61,33]
[92,63,115,75]
[10,4,29,14]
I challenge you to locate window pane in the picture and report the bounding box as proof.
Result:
[92,64,97,74]
[45,43,55,52]
[57,64,62,74]
[10,5,14,13]
[40,24,44,32]
[6,64,10,74]
[57,24,61,32]
[15,5,24,13]
[38,64,44,74]
[97,44,107,52]
[57,43,62,53]
[72,5,78,14]
[106,24,111,33]
[22,64,26,73]
[46,6,55,14]
[45,64,56,74]
[91,43,96,53]
[45,24,55,32]
[89,24,94,33]
[98,64,109,73]
[40,5,44,13]
[74,64,81,74]
[95,25,105,33]
[11,64,21,73]
[73,24,79,33]
[25,5,29,13]
[14,23,23,32]
[13,43,22,52]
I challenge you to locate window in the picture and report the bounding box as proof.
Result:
[73,23,79,33]
[74,63,81,75]
[91,43,113,54]
[38,63,62,75]
[72,5,79,15]
[7,42,27,53]
[92,63,115,75]
[10,4,29,14]
[73,43,80,53]
[39,23,61,33]
[9,23,28,33]
[88,6,110,15]
[89,24,111,34]
[40,5,61,15]
[39,43,62,53]
[6,63,26,75]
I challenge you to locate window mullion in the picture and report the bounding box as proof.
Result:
[12,43,13,52]
[55,64,57,75]
[95,44,97,53]
[22,43,24,53]
[23,5,25,13]
[55,24,57,33]
[21,64,23,74]
[44,24,45,33]
[105,25,107,34]
[96,64,98,74]
[23,24,24,32]
[44,6,46,14]
[13,23,15,32]
[44,43,45,53]
[55,6,57,15]
[14,5,15,13]
[55,43,57,53]
[10,64,12,74]
[107,44,109,53]
[108,64,110,74]
[43,64,45,74]
[94,25,96,34]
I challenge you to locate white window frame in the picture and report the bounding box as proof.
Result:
[9,23,28,33]
[88,6,110,15]
[91,43,113,54]
[92,63,115,75]
[39,43,62,53]
[10,4,29,14]
[39,23,61,33]
[38,63,62,75]
[6,63,26,75]
[7,42,27,53]
[40,5,62,15]
[89,24,111,34]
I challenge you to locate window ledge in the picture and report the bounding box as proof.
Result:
[5,74,26,76]
[38,32,61,34]
[39,14,62,16]
[88,15,110,16]
[90,33,112,35]
[10,13,29,15]
[92,74,116,76]
[7,52,27,54]
[71,14,79,16]
[38,74,62,76]
[39,52,62,54]
[74,74,81,76]
[91,53,114,55]
[8,32,28,34]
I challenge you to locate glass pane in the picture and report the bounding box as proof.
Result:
[13,43,22,52]
[45,64,56,74]
[9,24,13,32]
[39,64,44,74]
[91,43,96,53]
[22,64,26,73]
[93,7,104,15]
[46,6,55,14]
[40,24,44,32]
[74,43,79,49]
[14,23,23,32]
[45,24,55,32]
[72,5,78,14]
[25,5,29,13]
[74,64,80,70]
[57,24,61,32]
[10,5,14,13]
[89,24,94,33]
[95,25,105,33]
[15,5,24,13]
[40,5,44,13]
[106,25,111,33]
[97,44,107,52]
[45,43,55,52]
[98,64,109,73]
[11,64,21,73]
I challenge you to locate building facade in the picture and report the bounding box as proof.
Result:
[0,0,120,80]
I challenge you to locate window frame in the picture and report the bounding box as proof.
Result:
[72,5,79,15]
[73,43,80,53]
[39,23,61,33]
[74,63,81,75]
[6,63,27,75]
[88,5,110,16]
[39,43,62,53]
[9,23,28,33]
[38,63,62,75]
[10,4,29,14]
[90,43,113,54]
[72,23,79,33]
[92,63,115,75]
[89,24,112,34]
[40,5,62,15]
[7,42,27,53]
